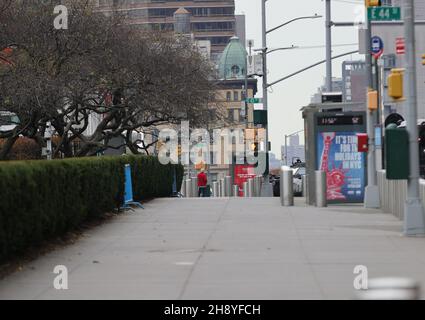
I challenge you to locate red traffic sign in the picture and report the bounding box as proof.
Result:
[396,37,405,55]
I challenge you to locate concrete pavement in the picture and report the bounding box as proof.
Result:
[1,197,425,300]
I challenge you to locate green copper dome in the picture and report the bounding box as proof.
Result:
[218,36,247,80]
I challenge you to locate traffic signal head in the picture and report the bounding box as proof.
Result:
[388,68,405,101]
[367,90,378,111]
[422,54,425,66]
[366,0,381,7]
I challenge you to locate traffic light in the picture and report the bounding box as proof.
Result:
[422,54,425,66]
[367,90,378,111]
[365,0,381,7]
[388,68,404,100]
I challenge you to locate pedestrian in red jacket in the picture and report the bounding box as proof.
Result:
[197,170,208,197]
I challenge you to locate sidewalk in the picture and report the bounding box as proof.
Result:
[1,197,425,300]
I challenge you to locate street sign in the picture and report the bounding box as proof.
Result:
[396,37,405,55]
[371,36,384,59]
[246,98,262,104]
[368,7,401,21]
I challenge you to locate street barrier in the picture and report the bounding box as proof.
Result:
[254,176,262,197]
[315,170,327,207]
[247,178,254,197]
[377,170,425,220]
[121,164,144,210]
[282,168,294,207]
[212,181,219,197]
[185,179,192,198]
[225,176,232,197]
[191,177,198,198]
[220,178,225,197]
[233,185,239,197]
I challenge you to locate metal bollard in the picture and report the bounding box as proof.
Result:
[315,170,327,207]
[225,176,232,197]
[282,168,294,206]
[254,176,261,197]
[233,185,239,197]
[212,181,219,198]
[180,179,186,197]
[219,178,225,197]
[191,177,198,198]
[247,178,254,197]
[185,179,192,198]
[279,167,285,206]
[243,181,248,197]
[356,278,421,300]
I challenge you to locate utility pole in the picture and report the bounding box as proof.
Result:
[325,0,333,91]
[364,2,380,209]
[403,0,425,235]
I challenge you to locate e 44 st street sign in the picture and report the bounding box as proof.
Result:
[368,7,401,21]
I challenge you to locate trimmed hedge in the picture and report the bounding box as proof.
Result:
[0,155,183,262]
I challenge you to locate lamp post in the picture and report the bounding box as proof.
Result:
[260,0,321,195]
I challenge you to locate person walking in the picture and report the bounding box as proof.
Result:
[197,169,208,197]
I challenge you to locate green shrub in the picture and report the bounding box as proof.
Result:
[0,155,183,262]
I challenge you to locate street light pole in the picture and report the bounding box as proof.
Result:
[260,0,321,195]
[260,0,273,196]
[364,2,380,209]
[325,0,333,91]
[403,0,425,235]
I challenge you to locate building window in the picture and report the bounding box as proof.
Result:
[233,91,239,101]
[226,91,231,102]
[228,109,234,122]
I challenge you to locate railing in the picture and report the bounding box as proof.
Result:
[377,170,425,220]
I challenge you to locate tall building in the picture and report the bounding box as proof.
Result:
[94,0,239,59]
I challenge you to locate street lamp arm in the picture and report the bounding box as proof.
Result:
[266,15,322,34]
[267,50,358,88]
[267,45,298,55]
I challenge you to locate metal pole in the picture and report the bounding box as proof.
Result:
[364,4,380,209]
[212,181,219,198]
[220,178,225,197]
[233,185,239,197]
[185,179,192,198]
[283,168,294,206]
[325,0,333,92]
[243,181,248,198]
[315,170,327,207]
[284,135,288,166]
[279,166,285,206]
[225,176,232,197]
[192,177,198,198]
[247,178,254,197]
[261,0,271,187]
[403,0,425,235]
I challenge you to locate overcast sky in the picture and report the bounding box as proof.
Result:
[235,0,365,158]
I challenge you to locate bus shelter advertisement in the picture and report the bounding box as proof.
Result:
[316,132,365,203]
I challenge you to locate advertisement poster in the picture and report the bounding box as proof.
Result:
[316,132,365,203]
[234,164,256,197]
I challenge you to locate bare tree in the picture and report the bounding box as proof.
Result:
[0,0,222,159]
